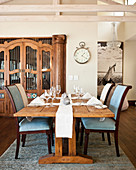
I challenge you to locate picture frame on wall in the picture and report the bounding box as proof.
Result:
[97,41,123,97]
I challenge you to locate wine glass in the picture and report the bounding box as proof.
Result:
[76,86,80,98]
[49,88,55,107]
[44,90,49,107]
[79,88,83,98]
[56,85,61,97]
[73,85,76,94]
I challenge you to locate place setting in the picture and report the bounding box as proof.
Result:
[71,85,108,110]
[27,85,62,107]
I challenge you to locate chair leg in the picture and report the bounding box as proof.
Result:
[80,122,84,146]
[84,131,89,155]
[102,132,105,141]
[22,134,26,147]
[51,126,54,146]
[107,133,111,145]
[76,118,80,141]
[114,131,120,157]
[47,133,52,154]
[15,133,20,159]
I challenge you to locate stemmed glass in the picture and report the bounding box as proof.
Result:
[73,85,76,94]
[79,88,83,98]
[44,90,49,107]
[76,86,80,98]
[49,87,56,107]
[56,85,61,97]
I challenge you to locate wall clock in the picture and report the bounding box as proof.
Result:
[74,41,91,64]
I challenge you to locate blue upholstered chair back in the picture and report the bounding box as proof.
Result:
[109,85,127,120]
[7,85,24,112]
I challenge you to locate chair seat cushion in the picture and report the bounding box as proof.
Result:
[19,117,52,132]
[81,117,116,130]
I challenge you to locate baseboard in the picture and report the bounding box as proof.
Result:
[128,100,136,106]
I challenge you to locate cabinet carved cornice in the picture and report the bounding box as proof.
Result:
[0,35,66,116]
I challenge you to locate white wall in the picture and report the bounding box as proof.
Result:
[124,41,136,100]
[125,22,136,41]
[0,22,98,96]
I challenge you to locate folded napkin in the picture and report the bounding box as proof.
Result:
[40,93,45,99]
[56,99,73,138]
[82,92,92,99]
[28,97,45,106]
[87,96,102,106]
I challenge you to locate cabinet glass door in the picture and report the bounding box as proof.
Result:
[0,51,4,89]
[25,46,37,90]
[41,48,52,90]
[9,46,21,85]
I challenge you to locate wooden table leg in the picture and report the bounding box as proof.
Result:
[39,117,93,164]
[69,118,76,156]
[55,137,62,156]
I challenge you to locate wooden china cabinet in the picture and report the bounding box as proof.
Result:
[0,35,66,116]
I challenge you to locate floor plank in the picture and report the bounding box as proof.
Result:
[119,106,136,168]
[0,117,16,156]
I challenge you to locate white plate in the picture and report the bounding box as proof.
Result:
[102,105,107,109]
[52,103,60,106]
[95,105,107,109]
[71,97,78,99]
[95,105,103,109]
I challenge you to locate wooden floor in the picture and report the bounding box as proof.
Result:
[0,106,136,168]
[118,106,136,168]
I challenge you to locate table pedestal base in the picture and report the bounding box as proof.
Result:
[39,154,93,164]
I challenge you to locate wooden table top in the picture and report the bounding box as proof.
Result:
[14,105,114,118]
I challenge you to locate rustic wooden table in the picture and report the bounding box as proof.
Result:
[14,99,114,164]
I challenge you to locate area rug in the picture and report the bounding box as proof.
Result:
[0,133,135,170]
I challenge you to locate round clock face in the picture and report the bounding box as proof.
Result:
[74,48,90,64]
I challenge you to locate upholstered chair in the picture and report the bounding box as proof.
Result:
[15,84,28,107]
[5,85,53,159]
[99,83,115,104]
[80,85,132,156]
[15,83,54,145]
[76,83,114,141]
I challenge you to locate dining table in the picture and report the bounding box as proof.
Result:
[14,96,114,164]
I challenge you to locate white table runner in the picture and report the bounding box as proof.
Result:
[56,98,73,138]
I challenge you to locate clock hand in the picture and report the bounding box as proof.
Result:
[81,55,87,59]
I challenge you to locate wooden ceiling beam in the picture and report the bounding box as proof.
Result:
[99,0,121,5]
[0,15,136,22]
[0,0,12,5]
[0,5,136,13]
[53,0,60,15]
